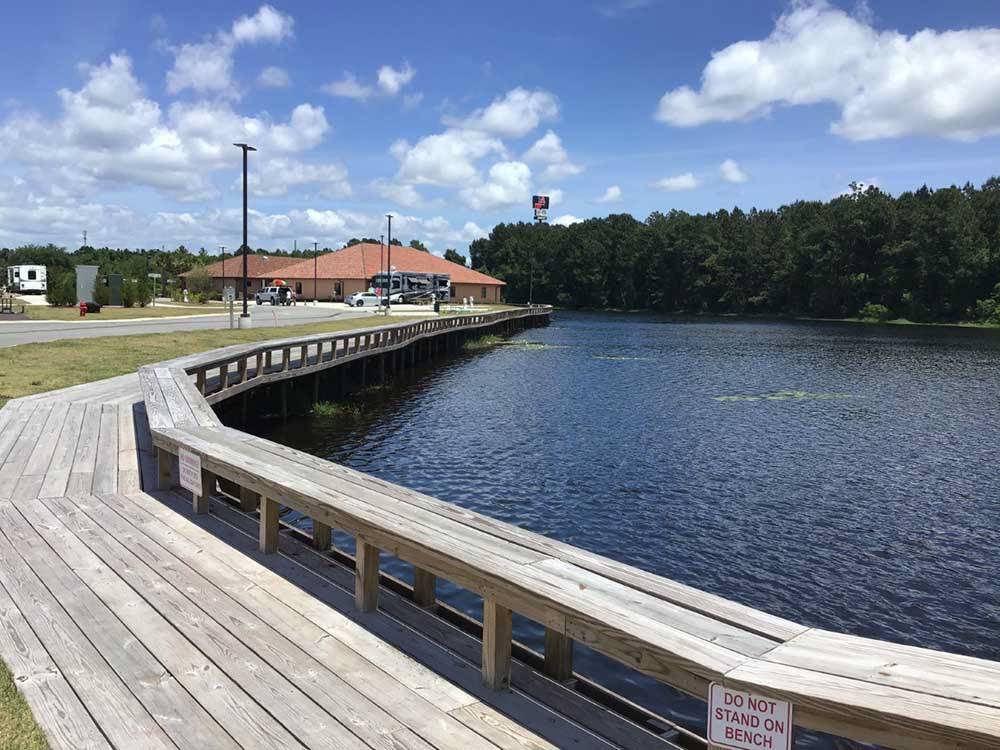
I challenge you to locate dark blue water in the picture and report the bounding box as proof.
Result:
[252,312,1000,747]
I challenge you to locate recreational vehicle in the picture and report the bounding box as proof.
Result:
[369,271,451,302]
[6,265,47,294]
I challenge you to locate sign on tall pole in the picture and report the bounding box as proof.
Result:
[532,195,550,224]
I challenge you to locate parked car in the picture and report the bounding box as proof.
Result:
[255,286,294,305]
[345,292,401,307]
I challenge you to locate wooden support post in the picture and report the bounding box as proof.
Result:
[239,485,259,512]
[219,364,228,390]
[543,628,574,682]
[265,350,273,370]
[237,357,247,384]
[355,541,380,612]
[312,372,320,404]
[312,520,331,551]
[300,344,308,368]
[360,357,367,387]
[259,495,279,553]
[193,468,215,515]
[482,598,512,690]
[412,568,436,608]
[281,347,291,372]
[379,354,386,384]
[280,381,288,418]
[195,369,206,394]
[156,447,173,490]
[240,391,248,427]
[255,352,263,378]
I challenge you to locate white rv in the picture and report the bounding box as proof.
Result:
[6,265,47,294]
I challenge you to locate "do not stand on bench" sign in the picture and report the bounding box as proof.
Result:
[707,683,793,750]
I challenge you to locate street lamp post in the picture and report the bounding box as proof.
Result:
[313,241,318,305]
[386,214,393,313]
[220,245,226,292]
[233,143,257,319]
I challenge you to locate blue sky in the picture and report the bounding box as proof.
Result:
[1,0,999,254]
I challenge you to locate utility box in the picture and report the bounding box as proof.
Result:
[108,274,123,306]
[76,265,99,304]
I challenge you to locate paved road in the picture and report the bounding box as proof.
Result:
[0,304,373,347]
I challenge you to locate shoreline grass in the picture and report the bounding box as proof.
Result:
[0,314,435,409]
[0,658,48,750]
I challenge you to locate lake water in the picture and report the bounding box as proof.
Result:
[246,312,1000,747]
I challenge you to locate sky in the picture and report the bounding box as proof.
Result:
[1,0,999,255]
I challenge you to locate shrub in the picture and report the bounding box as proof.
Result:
[859,302,892,322]
[45,271,77,306]
[93,280,110,306]
[186,266,213,295]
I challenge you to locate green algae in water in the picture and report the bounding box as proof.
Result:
[314,401,362,417]
[593,355,652,361]
[713,390,855,403]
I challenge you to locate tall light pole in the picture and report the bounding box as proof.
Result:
[380,234,385,312]
[313,241,318,305]
[233,142,256,319]
[386,214,393,312]
[219,245,226,292]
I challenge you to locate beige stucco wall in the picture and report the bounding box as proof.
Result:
[452,283,502,303]
[202,274,502,303]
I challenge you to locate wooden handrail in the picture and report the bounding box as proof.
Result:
[138,304,1000,750]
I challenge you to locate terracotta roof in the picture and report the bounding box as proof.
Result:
[263,243,505,285]
[185,254,298,279]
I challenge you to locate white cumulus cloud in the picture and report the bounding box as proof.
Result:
[597,185,623,203]
[460,161,532,211]
[719,159,748,183]
[166,5,294,96]
[553,214,583,226]
[652,173,699,192]
[377,63,416,95]
[655,0,1000,141]
[522,130,583,181]
[453,87,559,138]
[392,129,505,188]
[321,73,374,101]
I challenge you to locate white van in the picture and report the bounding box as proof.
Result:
[6,265,47,294]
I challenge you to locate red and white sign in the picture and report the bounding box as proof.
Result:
[178,448,202,495]
[707,683,793,750]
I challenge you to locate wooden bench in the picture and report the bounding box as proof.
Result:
[138,309,1000,750]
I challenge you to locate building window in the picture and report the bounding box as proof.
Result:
[481,286,486,299]
[295,281,302,295]
[27,270,37,280]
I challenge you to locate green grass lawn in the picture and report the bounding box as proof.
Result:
[14,300,220,321]
[0,659,48,750]
[0,313,441,408]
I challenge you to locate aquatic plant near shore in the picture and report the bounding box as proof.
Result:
[314,401,362,417]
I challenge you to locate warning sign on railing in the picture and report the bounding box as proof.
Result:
[707,683,793,750]
[178,448,202,495]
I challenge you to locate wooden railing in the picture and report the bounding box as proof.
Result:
[139,305,1000,750]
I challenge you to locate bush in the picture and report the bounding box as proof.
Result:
[186,266,213,295]
[121,278,152,308]
[859,302,892,321]
[45,271,77,306]
[974,297,1000,325]
[93,281,110,306]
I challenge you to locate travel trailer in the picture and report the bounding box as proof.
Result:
[6,264,47,294]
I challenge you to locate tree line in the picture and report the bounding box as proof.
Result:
[469,180,1000,324]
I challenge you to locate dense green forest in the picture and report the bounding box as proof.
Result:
[470,180,1000,324]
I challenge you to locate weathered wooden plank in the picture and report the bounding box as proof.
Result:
[762,628,1000,709]
[19,497,296,750]
[2,403,52,472]
[482,599,512,690]
[67,500,487,750]
[39,401,86,498]
[192,491,675,750]
[0,578,111,750]
[449,703,556,750]
[0,504,178,750]
[723,657,1000,750]
[22,401,70,477]
[155,367,196,426]
[92,404,119,496]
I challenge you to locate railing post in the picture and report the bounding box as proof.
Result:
[300,344,308,367]
[265,350,273,369]
[239,485,259,512]
[255,352,263,377]
[259,495,279,553]
[237,357,247,384]
[413,568,436,608]
[281,347,291,372]
[156,447,173,490]
[355,540,380,612]
[193,468,216,515]
[482,598,512,690]
[195,369,206,394]
[543,628,574,682]
[219,364,228,390]
[313,519,331,551]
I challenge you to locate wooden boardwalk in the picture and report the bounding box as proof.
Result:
[2,307,999,750]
